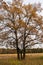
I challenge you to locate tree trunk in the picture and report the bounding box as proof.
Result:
[17,49,23,60]
[23,47,25,59]
[17,52,20,59]
[22,28,26,59]
[15,30,20,60]
[21,50,23,59]
[17,48,20,60]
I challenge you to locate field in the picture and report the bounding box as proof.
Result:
[0,53,43,65]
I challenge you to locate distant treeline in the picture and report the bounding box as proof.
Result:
[0,49,17,54]
[26,48,43,53]
[0,48,43,54]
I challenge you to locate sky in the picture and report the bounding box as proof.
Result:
[24,0,43,5]
[3,0,43,16]
[4,0,43,6]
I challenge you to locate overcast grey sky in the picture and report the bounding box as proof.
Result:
[24,0,43,4]
[4,0,43,6]
[3,0,43,16]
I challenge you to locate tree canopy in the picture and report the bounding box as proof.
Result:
[0,0,43,59]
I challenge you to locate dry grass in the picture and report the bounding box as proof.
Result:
[0,53,43,65]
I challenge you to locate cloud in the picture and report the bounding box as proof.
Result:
[3,0,12,3]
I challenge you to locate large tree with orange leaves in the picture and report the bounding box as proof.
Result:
[0,0,43,60]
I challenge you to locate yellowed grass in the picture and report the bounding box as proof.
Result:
[0,53,43,65]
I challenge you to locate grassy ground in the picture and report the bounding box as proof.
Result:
[0,53,43,65]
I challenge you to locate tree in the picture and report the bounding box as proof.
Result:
[0,0,43,60]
